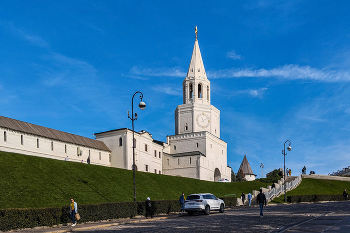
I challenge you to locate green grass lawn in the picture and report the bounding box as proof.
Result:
[0,151,272,209]
[272,178,350,203]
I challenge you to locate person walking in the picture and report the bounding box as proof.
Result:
[241,192,245,206]
[69,198,78,226]
[343,189,348,200]
[286,168,289,177]
[145,197,152,218]
[289,169,292,177]
[247,192,252,207]
[179,193,186,215]
[256,189,267,218]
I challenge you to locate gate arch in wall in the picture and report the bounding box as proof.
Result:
[214,168,221,182]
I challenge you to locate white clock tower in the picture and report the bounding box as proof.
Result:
[175,27,220,137]
[163,27,231,182]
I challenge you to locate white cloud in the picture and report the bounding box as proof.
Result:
[151,85,182,96]
[129,66,186,78]
[5,22,50,48]
[230,87,268,98]
[208,64,350,82]
[226,50,242,60]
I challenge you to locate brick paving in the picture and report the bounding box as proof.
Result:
[15,201,350,233]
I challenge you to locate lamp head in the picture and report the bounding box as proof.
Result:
[138,101,146,110]
[287,146,292,151]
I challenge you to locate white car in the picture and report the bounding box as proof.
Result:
[218,178,230,182]
[184,193,225,215]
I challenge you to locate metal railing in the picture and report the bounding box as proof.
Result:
[265,174,302,200]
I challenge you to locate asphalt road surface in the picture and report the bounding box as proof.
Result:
[70,201,350,233]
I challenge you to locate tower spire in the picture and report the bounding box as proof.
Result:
[195,26,198,41]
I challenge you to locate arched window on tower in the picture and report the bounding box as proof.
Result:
[185,123,188,131]
[198,83,202,98]
[119,137,122,147]
[189,83,193,99]
[207,86,210,101]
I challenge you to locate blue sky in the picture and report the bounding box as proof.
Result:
[1,1,350,177]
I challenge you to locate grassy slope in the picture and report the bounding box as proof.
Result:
[0,151,271,209]
[272,178,350,203]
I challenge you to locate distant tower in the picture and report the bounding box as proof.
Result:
[238,155,257,181]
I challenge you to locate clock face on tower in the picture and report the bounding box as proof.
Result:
[196,113,210,129]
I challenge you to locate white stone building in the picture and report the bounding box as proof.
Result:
[0,115,111,166]
[0,31,232,182]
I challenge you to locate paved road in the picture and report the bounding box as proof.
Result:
[23,201,350,233]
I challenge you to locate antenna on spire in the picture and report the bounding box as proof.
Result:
[195,26,198,41]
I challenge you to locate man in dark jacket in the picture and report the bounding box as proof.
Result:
[256,189,267,218]
[145,197,152,218]
[343,189,348,200]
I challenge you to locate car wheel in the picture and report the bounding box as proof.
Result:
[219,204,224,213]
[204,205,210,215]
[188,212,194,216]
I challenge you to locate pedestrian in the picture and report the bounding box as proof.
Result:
[256,189,267,218]
[87,155,90,164]
[343,189,348,200]
[289,169,292,177]
[241,192,245,205]
[69,198,78,226]
[179,192,186,214]
[145,197,152,218]
[247,192,252,206]
[286,168,289,177]
[65,156,69,161]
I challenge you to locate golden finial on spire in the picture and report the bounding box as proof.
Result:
[195,26,198,41]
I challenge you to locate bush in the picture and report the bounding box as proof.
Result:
[288,195,348,203]
[0,207,61,232]
[220,197,237,207]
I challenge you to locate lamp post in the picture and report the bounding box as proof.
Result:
[260,163,264,178]
[282,140,292,202]
[128,91,146,202]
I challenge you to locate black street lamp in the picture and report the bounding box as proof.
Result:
[260,163,264,178]
[282,140,292,202]
[128,91,146,202]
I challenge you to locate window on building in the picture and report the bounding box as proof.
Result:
[189,83,193,98]
[198,83,202,98]
[159,171,161,174]
[65,145,67,153]
[178,158,180,165]
[21,135,23,145]
[99,152,101,160]
[145,144,148,152]
[51,142,54,151]
[222,150,223,154]
[89,150,90,156]
[159,151,161,158]
[145,165,149,172]
[190,157,192,164]
[196,143,199,148]
[210,144,212,148]
[36,138,39,148]
[4,131,6,142]
[207,86,210,101]
[185,123,188,131]
[154,150,157,157]
[119,137,122,147]
[167,159,169,166]
[77,147,79,156]
[154,169,157,174]
[109,154,111,162]
[174,145,176,150]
